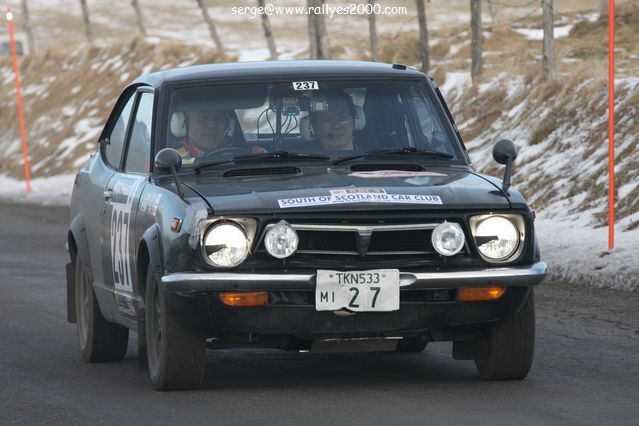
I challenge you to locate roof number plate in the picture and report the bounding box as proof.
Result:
[292,81,319,91]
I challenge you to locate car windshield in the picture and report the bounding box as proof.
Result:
[165,80,461,166]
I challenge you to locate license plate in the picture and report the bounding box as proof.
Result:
[315,269,400,312]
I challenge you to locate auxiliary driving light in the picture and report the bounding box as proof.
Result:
[264,220,298,259]
[431,221,465,256]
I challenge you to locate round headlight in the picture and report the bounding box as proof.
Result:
[204,222,249,267]
[475,216,519,260]
[431,222,465,256]
[264,220,298,259]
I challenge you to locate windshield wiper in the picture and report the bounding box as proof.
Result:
[333,147,453,165]
[194,151,330,172]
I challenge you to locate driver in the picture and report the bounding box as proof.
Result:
[175,109,264,163]
[309,91,360,152]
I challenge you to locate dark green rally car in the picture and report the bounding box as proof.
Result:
[66,61,547,390]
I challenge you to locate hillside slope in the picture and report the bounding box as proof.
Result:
[0,39,228,177]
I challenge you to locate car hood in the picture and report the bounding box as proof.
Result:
[178,166,510,214]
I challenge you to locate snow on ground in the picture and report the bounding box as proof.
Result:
[513,25,573,40]
[0,174,75,206]
[536,215,639,292]
[439,71,471,94]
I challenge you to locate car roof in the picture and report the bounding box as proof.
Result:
[133,60,426,88]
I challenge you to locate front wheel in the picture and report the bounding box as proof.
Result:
[145,265,206,391]
[473,288,535,380]
[75,255,129,362]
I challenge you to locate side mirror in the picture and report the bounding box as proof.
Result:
[154,148,182,172]
[492,139,518,194]
[492,139,518,165]
[154,148,184,199]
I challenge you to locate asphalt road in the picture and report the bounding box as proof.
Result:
[1,203,637,426]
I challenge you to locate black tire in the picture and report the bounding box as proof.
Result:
[395,338,428,353]
[75,255,129,362]
[473,288,535,380]
[145,265,206,391]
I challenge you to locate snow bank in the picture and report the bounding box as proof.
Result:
[0,174,75,206]
[441,71,638,292]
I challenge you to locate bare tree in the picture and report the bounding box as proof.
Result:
[487,0,498,32]
[307,0,331,59]
[542,0,555,80]
[368,0,379,61]
[21,0,36,54]
[315,0,331,59]
[307,0,318,59]
[79,0,93,43]
[132,0,146,36]
[194,0,224,53]
[415,0,430,73]
[470,0,483,82]
[257,0,277,59]
[600,0,609,17]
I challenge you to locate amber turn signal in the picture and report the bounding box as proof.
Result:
[219,291,268,307]
[457,286,506,302]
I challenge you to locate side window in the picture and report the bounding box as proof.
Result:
[104,94,135,169]
[125,92,154,174]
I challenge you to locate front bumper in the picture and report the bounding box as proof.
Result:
[159,262,546,339]
[162,261,548,293]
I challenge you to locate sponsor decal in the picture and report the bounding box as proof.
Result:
[329,188,386,196]
[348,170,447,178]
[139,191,161,215]
[278,193,442,208]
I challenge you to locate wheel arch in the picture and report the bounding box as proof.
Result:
[136,224,163,300]
[67,214,90,323]
[134,224,163,370]
[68,214,90,264]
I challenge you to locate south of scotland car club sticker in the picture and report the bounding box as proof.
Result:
[278,191,442,208]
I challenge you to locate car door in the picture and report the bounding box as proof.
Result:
[102,88,154,323]
[80,88,136,325]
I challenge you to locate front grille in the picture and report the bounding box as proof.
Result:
[297,230,358,253]
[368,230,431,253]
[257,223,463,258]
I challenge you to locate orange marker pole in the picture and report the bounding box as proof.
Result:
[6,8,32,193]
[608,1,615,250]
